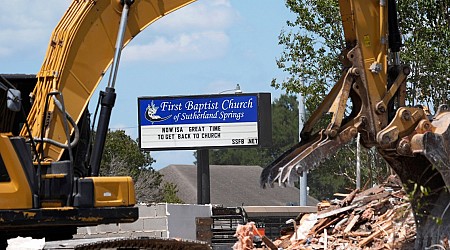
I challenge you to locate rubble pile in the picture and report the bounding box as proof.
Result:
[233,223,256,250]
[278,175,417,249]
[236,175,420,249]
[278,177,416,249]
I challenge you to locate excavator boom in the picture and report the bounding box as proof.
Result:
[21,0,196,162]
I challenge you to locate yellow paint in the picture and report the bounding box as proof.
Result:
[41,207,74,211]
[363,35,371,47]
[0,134,33,209]
[22,212,37,218]
[88,176,136,207]
[76,217,103,222]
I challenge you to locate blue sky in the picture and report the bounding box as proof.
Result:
[1,0,295,169]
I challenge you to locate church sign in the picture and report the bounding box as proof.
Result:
[138,93,271,150]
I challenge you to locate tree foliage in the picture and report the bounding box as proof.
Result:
[272,0,344,111]
[275,0,449,111]
[100,130,182,203]
[269,0,449,198]
[398,0,450,110]
[162,182,184,204]
[100,130,153,179]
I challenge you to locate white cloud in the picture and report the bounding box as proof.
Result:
[123,0,237,63]
[0,0,237,65]
[123,31,229,63]
[0,1,70,59]
[153,0,236,33]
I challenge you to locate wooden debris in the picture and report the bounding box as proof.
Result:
[317,204,358,219]
[343,214,360,233]
[317,200,331,211]
[268,175,420,250]
[340,188,359,206]
[358,222,393,247]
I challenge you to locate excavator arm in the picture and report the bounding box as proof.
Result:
[262,0,391,186]
[260,0,450,247]
[20,0,196,162]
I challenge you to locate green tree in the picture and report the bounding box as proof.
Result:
[269,0,448,198]
[397,0,450,110]
[162,182,184,204]
[100,130,182,203]
[272,0,343,112]
[274,0,449,112]
[100,130,153,179]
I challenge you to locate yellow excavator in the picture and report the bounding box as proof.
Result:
[0,0,449,248]
[0,0,199,247]
[260,0,450,248]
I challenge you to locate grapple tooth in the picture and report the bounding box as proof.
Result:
[260,126,357,187]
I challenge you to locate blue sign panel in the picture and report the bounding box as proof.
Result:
[138,93,271,150]
[139,95,258,126]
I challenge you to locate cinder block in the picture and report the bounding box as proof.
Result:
[77,227,88,235]
[138,205,157,218]
[77,226,98,236]
[120,219,144,232]
[143,217,167,231]
[72,234,85,239]
[82,233,103,239]
[155,204,167,217]
[97,223,120,233]
[116,231,133,238]
[158,230,168,238]
[129,231,162,238]
[85,226,98,235]
[106,232,121,238]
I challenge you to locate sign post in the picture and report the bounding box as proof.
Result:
[197,149,210,204]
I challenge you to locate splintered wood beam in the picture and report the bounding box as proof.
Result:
[343,214,360,233]
[317,204,358,219]
[358,222,393,247]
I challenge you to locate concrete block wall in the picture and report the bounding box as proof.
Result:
[75,203,211,240]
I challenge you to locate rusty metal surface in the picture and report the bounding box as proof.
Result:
[0,206,138,230]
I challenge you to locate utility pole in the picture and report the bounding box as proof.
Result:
[356,132,361,190]
[298,93,307,206]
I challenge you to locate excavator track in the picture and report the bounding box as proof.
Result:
[44,237,211,250]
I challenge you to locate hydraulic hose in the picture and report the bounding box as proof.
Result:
[31,95,80,149]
